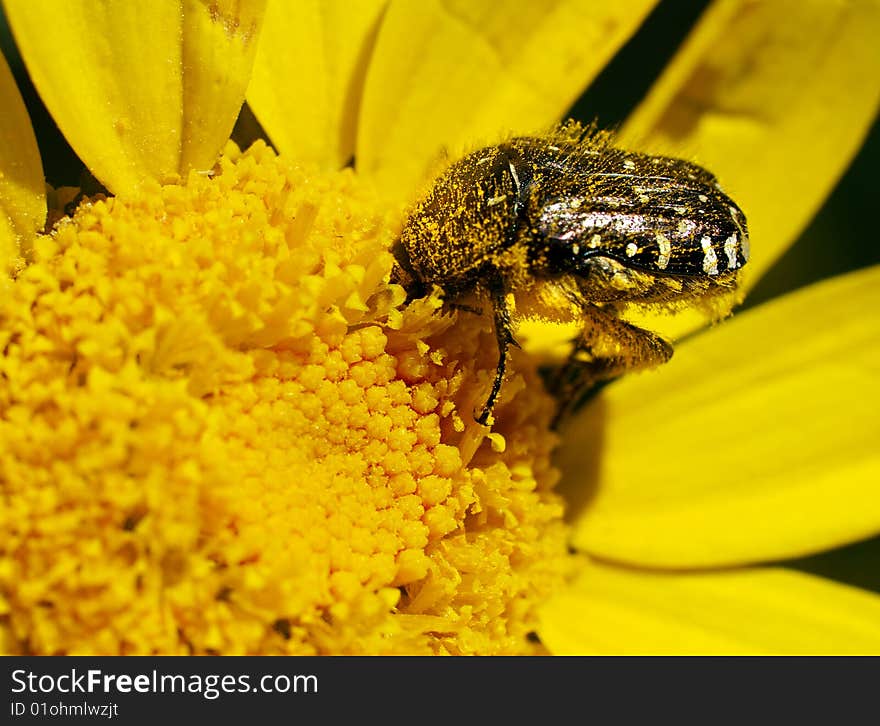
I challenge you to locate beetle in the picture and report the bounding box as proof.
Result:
[391,124,749,426]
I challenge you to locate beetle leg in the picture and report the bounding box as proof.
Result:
[476,279,518,426]
[550,306,673,426]
[444,299,484,316]
[389,240,431,302]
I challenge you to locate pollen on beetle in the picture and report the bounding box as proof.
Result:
[0,141,571,655]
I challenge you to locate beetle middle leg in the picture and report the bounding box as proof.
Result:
[549,305,673,426]
[446,300,484,316]
[476,276,520,426]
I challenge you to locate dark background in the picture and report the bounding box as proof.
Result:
[2,1,877,592]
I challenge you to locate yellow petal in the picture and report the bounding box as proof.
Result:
[356,0,659,200]
[620,0,880,339]
[539,561,880,654]
[246,0,385,169]
[623,0,880,283]
[0,52,45,273]
[5,1,265,195]
[558,265,880,568]
[178,1,267,173]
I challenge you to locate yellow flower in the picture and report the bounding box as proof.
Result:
[0,0,878,654]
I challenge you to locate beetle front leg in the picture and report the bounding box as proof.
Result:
[550,305,673,426]
[476,278,519,426]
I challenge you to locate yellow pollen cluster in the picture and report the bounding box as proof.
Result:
[0,142,570,655]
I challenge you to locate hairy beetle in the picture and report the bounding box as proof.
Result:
[392,124,749,426]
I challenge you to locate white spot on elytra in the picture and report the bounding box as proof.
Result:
[724,234,739,269]
[727,205,749,261]
[698,194,708,203]
[638,194,650,204]
[571,243,581,255]
[701,236,719,275]
[625,242,638,257]
[623,159,636,170]
[655,231,671,270]
[508,161,520,192]
[589,234,602,248]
